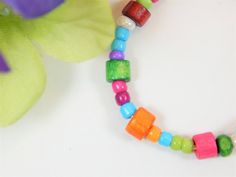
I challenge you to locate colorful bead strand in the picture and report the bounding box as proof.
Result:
[106,0,235,160]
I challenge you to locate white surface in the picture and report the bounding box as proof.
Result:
[0,0,236,176]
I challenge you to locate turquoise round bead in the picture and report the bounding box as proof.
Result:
[111,39,126,52]
[115,27,130,41]
[120,102,136,119]
[159,131,173,147]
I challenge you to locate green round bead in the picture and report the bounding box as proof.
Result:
[137,0,153,9]
[181,138,194,154]
[216,135,234,157]
[171,135,183,151]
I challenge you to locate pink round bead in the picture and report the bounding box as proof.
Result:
[115,91,130,106]
[192,132,218,160]
[112,80,127,93]
[152,0,159,3]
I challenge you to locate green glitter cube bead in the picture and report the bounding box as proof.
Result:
[106,60,130,82]
[216,135,234,157]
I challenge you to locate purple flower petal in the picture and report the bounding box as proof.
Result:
[0,53,10,73]
[3,0,64,19]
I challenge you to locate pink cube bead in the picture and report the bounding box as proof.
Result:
[152,0,159,3]
[112,80,127,93]
[192,132,218,160]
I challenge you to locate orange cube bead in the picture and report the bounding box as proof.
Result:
[126,107,156,140]
[146,126,162,142]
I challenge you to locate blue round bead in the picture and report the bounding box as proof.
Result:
[120,102,136,119]
[111,39,126,52]
[159,131,173,147]
[115,27,130,41]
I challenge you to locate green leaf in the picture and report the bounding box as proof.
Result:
[0,17,46,126]
[23,0,115,62]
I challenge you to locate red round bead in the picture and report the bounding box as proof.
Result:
[122,1,151,27]
[115,91,130,106]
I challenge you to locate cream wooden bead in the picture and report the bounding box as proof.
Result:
[117,15,136,31]
[231,134,236,148]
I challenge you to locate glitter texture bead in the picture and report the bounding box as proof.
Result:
[106,60,130,82]
[137,0,153,9]
[112,80,127,93]
[171,135,183,151]
[126,107,156,140]
[146,126,162,142]
[181,138,194,154]
[115,27,130,41]
[122,1,151,27]
[111,39,126,52]
[216,135,234,157]
[117,15,136,31]
[193,132,218,160]
[109,50,125,60]
[159,131,173,147]
[115,91,130,106]
[120,102,136,119]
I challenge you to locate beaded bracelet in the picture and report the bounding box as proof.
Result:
[106,0,235,160]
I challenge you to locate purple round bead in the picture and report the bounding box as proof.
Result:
[115,91,130,106]
[109,50,125,60]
